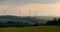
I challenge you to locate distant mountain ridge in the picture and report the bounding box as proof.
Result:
[0,15,55,20]
[0,15,37,23]
[0,15,59,24]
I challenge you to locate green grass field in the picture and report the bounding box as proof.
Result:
[0,26,60,32]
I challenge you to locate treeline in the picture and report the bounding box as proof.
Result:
[0,21,39,27]
[33,18,60,26]
[0,15,39,27]
[0,17,60,27]
[46,18,60,26]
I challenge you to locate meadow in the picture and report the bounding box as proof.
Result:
[0,26,60,32]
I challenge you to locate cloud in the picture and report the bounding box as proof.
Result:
[0,0,60,16]
[0,0,60,5]
[0,4,60,16]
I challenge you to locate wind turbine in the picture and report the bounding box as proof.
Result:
[3,9,6,15]
[29,9,32,17]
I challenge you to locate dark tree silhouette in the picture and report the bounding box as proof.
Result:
[46,18,60,26]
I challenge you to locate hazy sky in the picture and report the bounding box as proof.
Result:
[0,0,60,16]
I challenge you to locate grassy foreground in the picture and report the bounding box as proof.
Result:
[0,26,60,32]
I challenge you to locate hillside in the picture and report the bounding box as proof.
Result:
[0,15,57,23]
